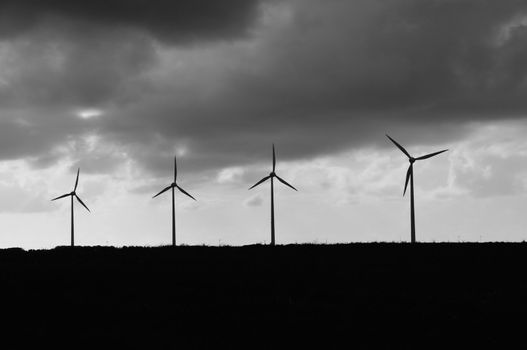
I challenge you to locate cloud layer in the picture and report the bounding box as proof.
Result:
[0,0,527,182]
[0,0,265,44]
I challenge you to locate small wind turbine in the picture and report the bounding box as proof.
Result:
[51,168,90,247]
[153,156,196,246]
[249,144,297,246]
[386,134,448,243]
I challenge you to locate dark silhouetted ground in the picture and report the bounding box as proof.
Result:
[0,243,525,347]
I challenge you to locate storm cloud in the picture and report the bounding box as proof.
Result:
[0,0,527,180]
[0,0,265,44]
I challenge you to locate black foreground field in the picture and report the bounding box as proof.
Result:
[1,243,526,347]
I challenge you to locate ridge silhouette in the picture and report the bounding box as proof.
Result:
[0,244,520,347]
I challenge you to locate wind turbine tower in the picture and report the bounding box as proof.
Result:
[249,144,297,246]
[153,156,196,246]
[51,168,90,247]
[386,135,448,243]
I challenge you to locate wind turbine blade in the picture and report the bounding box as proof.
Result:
[51,193,70,201]
[273,144,276,172]
[386,134,411,158]
[276,175,298,191]
[415,149,448,160]
[403,165,412,196]
[74,168,80,191]
[153,185,172,198]
[174,156,177,182]
[176,185,196,201]
[249,175,271,190]
[75,195,90,212]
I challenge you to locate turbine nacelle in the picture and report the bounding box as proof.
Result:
[249,145,298,191]
[51,169,90,212]
[386,134,448,197]
[153,157,197,201]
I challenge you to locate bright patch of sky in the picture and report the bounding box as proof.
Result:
[1,119,526,249]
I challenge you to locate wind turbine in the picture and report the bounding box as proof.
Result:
[249,144,297,246]
[153,156,196,246]
[386,134,448,243]
[51,168,90,247]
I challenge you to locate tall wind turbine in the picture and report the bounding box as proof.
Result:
[51,168,90,247]
[386,134,448,243]
[249,144,297,246]
[153,156,196,246]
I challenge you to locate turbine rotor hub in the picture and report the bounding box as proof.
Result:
[409,157,415,164]
[270,172,275,177]
[70,191,75,196]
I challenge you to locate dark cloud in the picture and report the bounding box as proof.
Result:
[0,0,266,44]
[0,1,270,167]
[0,0,270,107]
[0,33,157,107]
[2,0,527,183]
[101,0,527,177]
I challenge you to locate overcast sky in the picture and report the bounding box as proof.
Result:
[1,0,527,248]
